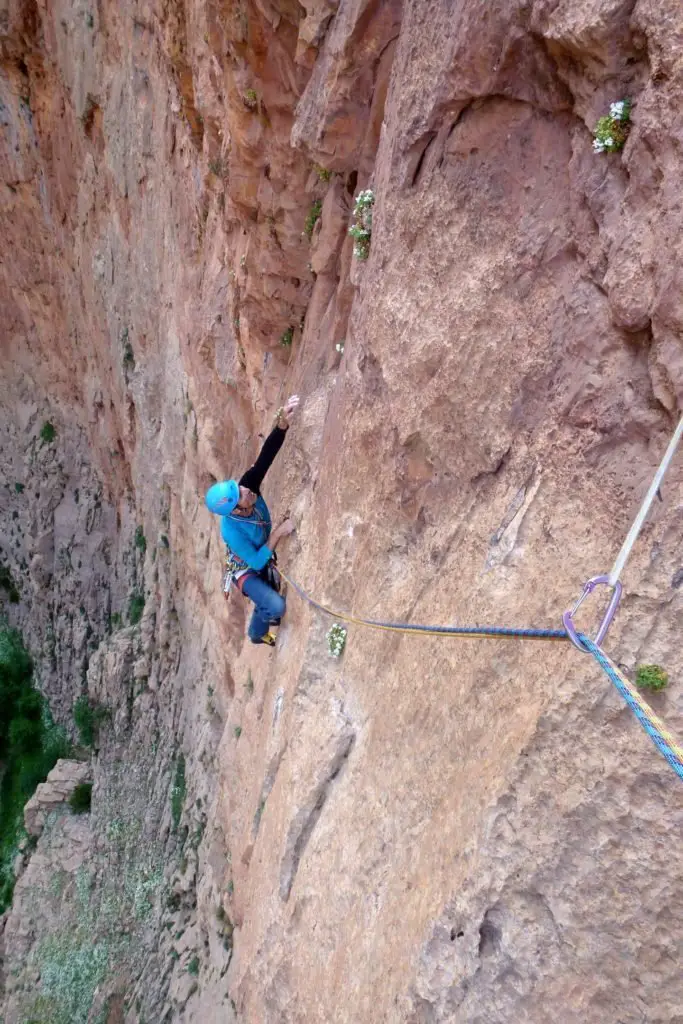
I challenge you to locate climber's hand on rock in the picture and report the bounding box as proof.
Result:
[277,395,300,429]
[277,518,295,538]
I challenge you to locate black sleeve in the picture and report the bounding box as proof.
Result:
[239,426,288,494]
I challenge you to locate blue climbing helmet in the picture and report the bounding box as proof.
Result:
[205,479,240,515]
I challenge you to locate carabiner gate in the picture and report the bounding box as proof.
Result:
[562,574,622,652]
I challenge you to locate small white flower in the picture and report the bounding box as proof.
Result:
[593,139,605,152]
[610,101,624,117]
[604,136,614,147]
[326,623,347,658]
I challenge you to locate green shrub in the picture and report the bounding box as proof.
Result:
[69,782,92,814]
[14,482,24,494]
[29,934,109,1024]
[326,622,347,658]
[187,955,200,976]
[171,755,186,831]
[0,563,20,603]
[73,695,109,747]
[134,526,146,555]
[349,189,374,260]
[304,199,322,239]
[593,99,631,154]
[128,592,145,625]
[0,627,72,911]
[314,165,331,181]
[635,664,668,692]
[120,326,135,370]
[280,327,294,348]
[234,725,242,739]
[8,705,43,755]
[0,627,34,751]
[40,421,56,443]
[243,89,258,110]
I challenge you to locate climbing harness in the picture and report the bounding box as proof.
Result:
[276,415,683,782]
[222,505,273,599]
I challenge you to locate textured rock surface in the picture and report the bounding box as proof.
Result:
[1,0,683,1021]
[24,758,91,837]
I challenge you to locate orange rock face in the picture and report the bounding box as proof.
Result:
[1,0,683,1021]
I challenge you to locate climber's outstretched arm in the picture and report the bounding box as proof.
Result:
[239,395,299,494]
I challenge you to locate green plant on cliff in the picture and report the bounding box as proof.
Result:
[280,326,294,348]
[254,798,266,830]
[314,164,331,181]
[0,626,72,911]
[243,88,258,110]
[28,936,110,1024]
[19,734,169,1022]
[134,525,147,555]
[171,754,186,831]
[40,421,56,444]
[326,622,347,658]
[593,99,631,154]
[69,782,93,814]
[635,664,668,692]
[128,591,145,625]
[121,326,135,370]
[0,562,20,603]
[304,199,322,239]
[349,189,374,260]
[73,695,109,747]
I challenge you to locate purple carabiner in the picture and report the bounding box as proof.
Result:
[562,574,623,652]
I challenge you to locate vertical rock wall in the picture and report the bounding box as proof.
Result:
[0,0,682,1021]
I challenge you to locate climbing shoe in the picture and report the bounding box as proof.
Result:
[252,631,276,647]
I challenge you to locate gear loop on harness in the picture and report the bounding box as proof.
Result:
[562,574,623,653]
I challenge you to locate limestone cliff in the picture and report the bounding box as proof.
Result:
[1,0,682,1021]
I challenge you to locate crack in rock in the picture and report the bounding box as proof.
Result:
[252,744,287,839]
[279,727,355,902]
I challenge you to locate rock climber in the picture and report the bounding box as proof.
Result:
[205,395,299,646]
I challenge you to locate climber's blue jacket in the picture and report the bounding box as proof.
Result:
[220,495,273,571]
[220,425,287,572]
